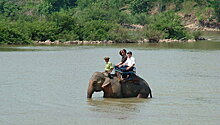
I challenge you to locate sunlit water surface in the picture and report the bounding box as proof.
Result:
[0,37,220,125]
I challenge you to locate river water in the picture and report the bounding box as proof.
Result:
[0,33,220,125]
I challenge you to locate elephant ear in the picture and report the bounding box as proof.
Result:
[101,77,111,88]
[102,72,109,77]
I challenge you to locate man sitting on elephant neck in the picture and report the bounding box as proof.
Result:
[104,56,114,78]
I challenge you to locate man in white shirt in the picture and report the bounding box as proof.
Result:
[124,51,135,71]
[119,51,135,72]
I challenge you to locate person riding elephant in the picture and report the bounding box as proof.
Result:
[87,72,152,98]
[116,51,136,79]
[119,51,135,72]
[104,56,114,78]
[115,49,127,71]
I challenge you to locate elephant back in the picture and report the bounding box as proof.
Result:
[121,75,151,98]
[135,75,152,96]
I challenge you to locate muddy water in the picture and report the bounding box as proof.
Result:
[0,39,220,125]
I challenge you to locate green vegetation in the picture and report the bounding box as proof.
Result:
[0,0,219,44]
[211,0,220,21]
[148,11,190,40]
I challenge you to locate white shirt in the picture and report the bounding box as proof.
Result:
[125,57,135,67]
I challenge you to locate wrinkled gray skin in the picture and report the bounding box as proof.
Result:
[87,72,152,98]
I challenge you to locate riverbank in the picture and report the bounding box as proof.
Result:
[35,39,198,45]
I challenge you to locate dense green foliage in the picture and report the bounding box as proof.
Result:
[130,0,153,14]
[0,20,30,44]
[0,0,219,44]
[211,0,220,21]
[149,11,189,39]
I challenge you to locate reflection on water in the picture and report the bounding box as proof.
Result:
[0,46,40,51]
[87,98,151,120]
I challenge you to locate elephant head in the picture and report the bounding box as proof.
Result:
[87,72,106,98]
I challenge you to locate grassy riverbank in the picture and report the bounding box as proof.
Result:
[0,0,219,45]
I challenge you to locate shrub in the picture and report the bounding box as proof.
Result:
[133,13,150,25]
[109,26,130,42]
[149,11,189,40]
[142,26,165,42]
[0,1,21,20]
[130,0,152,14]
[49,10,79,31]
[192,30,203,40]
[81,20,116,41]
[26,20,59,41]
[0,20,31,44]
[212,0,220,22]
[57,30,79,42]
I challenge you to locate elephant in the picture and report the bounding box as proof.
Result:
[87,72,152,98]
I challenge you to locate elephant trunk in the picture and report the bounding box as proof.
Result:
[87,84,94,98]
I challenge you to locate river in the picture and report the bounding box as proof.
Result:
[0,33,220,125]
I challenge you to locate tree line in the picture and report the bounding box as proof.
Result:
[0,0,219,44]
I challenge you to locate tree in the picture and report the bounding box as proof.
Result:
[109,26,130,42]
[0,20,31,44]
[211,0,220,21]
[49,10,80,41]
[149,11,190,39]
[0,1,21,18]
[76,0,96,10]
[37,1,53,15]
[81,20,115,41]
[45,0,77,11]
[130,0,152,14]
[142,26,165,42]
[26,20,59,41]
[38,0,77,15]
